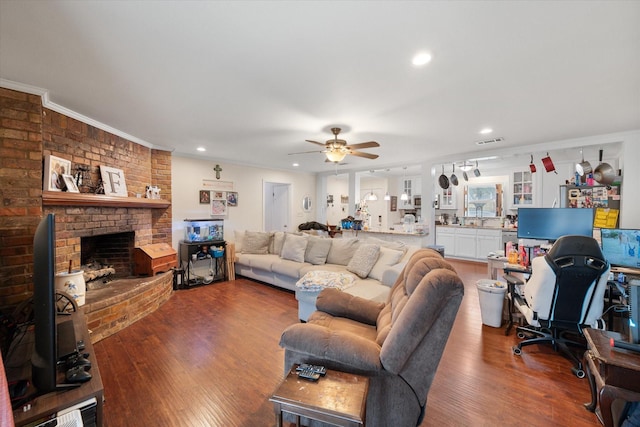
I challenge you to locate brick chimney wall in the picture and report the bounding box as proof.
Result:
[0,87,172,311]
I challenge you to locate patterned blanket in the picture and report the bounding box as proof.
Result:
[295,270,357,291]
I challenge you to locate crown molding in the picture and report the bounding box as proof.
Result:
[0,78,159,150]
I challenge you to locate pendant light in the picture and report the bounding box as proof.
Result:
[400,166,409,201]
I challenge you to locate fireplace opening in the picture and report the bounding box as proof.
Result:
[81,232,135,288]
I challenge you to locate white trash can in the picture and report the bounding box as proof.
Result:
[476,279,507,327]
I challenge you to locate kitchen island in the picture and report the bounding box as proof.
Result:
[342,228,430,247]
[436,225,516,261]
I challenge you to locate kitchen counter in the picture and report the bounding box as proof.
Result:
[342,229,430,247]
[437,224,516,231]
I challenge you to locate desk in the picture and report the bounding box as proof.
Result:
[270,366,369,427]
[503,264,531,336]
[487,256,507,280]
[583,329,640,427]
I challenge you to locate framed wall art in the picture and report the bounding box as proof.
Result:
[199,190,210,204]
[211,199,228,216]
[100,165,128,196]
[390,196,398,212]
[62,175,80,193]
[43,154,72,192]
[226,191,238,207]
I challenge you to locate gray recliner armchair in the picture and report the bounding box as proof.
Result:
[279,249,464,427]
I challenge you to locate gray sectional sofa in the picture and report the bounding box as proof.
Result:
[233,230,420,320]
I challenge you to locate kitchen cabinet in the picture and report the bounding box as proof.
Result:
[435,227,455,256]
[511,170,534,207]
[439,185,456,209]
[454,227,477,259]
[476,229,502,258]
[399,176,421,209]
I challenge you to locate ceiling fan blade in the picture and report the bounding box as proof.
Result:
[349,150,379,159]
[288,150,324,155]
[345,141,380,149]
[305,140,327,147]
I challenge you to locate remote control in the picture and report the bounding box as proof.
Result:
[297,367,321,381]
[296,364,327,376]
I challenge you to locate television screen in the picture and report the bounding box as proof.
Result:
[517,208,594,242]
[600,228,640,270]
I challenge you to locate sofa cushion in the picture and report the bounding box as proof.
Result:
[304,236,332,265]
[234,230,245,253]
[326,238,360,265]
[368,247,405,281]
[269,231,286,255]
[280,233,308,263]
[347,244,380,278]
[243,231,272,254]
[272,258,309,278]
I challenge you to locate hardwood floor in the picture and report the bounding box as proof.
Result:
[93,259,601,426]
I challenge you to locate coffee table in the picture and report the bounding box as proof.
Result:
[270,366,369,427]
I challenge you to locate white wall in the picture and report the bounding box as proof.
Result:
[171,156,316,250]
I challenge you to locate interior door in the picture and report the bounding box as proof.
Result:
[264,182,290,232]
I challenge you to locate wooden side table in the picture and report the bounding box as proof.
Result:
[583,328,640,427]
[270,366,369,427]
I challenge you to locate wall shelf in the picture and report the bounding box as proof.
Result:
[43,191,170,208]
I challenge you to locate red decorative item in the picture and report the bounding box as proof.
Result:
[541,152,557,174]
[529,155,536,173]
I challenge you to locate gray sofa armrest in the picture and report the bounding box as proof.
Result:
[315,288,385,325]
[280,323,382,372]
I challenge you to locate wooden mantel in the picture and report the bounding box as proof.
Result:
[43,191,171,208]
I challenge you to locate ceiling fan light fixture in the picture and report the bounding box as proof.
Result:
[325,150,347,163]
[459,162,473,172]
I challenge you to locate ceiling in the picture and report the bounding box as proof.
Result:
[1,1,639,174]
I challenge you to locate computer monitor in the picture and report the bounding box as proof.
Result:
[600,228,640,270]
[517,208,594,242]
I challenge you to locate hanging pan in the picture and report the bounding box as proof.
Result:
[473,160,481,177]
[529,155,536,173]
[593,149,615,185]
[462,169,469,181]
[541,152,557,174]
[450,163,459,186]
[576,148,592,176]
[438,164,450,189]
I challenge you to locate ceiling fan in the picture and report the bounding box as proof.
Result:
[289,127,380,162]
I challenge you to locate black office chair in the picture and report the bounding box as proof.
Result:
[508,235,610,377]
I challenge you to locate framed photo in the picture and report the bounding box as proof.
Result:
[100,165,128,196]
[199,190,210,204]
[226,191,238,207]
[211,199,227,216]
[390,196,398,212]
[62,174,80,193]
[43,154,72,191]
[212,191,226,200]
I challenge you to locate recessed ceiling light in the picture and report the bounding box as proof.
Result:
[479,128,493,135]
[197,147,206,152]
[292,163,299,167]
[412,52,432,66]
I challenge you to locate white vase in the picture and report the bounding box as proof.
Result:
[55,270,86,306]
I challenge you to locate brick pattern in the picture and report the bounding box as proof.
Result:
[0,87,173,313]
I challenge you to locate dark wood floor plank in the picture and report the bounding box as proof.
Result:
[93,260,600,426]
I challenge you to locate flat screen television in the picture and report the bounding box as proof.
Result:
[516,208,594,242]
[32,213,79,392]
[31,213,58,392]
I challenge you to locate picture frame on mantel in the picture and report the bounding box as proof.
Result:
[62,174,80,193]
[43,154,72,192]
[100,165,128,197]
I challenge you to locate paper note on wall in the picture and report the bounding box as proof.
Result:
[594,207,619,229]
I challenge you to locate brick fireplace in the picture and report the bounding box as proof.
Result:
[0,86,174,341]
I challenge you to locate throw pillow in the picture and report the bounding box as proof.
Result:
[234,230,245,253]
[304,236,332,265]
[242,231,272,254]
[326,238,360,266]
[347,244,380,278]
[269,231,286,254]
[368,246,405,281]
[280,233,308,263]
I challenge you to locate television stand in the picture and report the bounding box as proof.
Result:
[7,311,104,426]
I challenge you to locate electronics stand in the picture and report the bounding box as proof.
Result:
[7,311,104,426]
